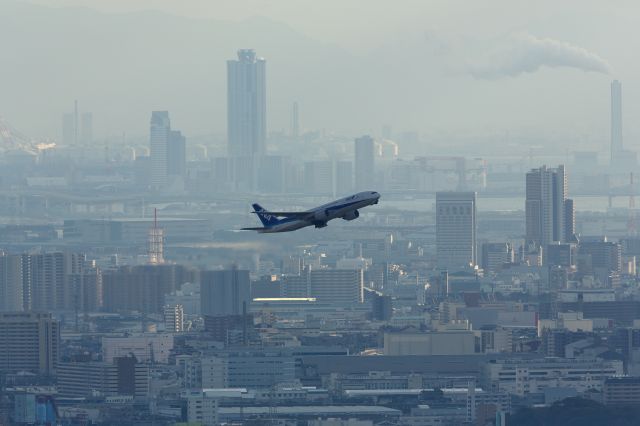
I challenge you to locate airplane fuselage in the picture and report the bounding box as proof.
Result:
[245,191,380,233]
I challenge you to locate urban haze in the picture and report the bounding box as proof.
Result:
[1,1,640,425]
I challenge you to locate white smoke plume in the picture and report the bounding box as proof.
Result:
[469,33,612,79]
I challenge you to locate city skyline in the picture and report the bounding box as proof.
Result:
[2,2,640,425]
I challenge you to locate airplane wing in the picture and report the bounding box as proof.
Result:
[241,227,268,231]
[251,211,312,219]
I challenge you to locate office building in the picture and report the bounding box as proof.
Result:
[525,165,575,249]
[200,350,296,389]
[611,80,623,163]
[0,312,59,375]
[546,243,574,268]
[203,313,254,343]
[354,135,375,191]
[383,331,476,355]
[310,269,364,304]
[57,356,149,398]
[164,304,184,332]
[281,273,310,298]
[13,394,58,425]
[604,376,640,406]
[371,293,393,321]
[200,269,251,317]
[480,243,513,273]
[578,240,622,286]
[482,357,623,395]
[227,49,266,158]
[0,252,23,312]
[150,110,171,188]
[436,192,477,271]
[167,129,186,178]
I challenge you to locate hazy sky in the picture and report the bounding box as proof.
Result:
[9,0,640,154]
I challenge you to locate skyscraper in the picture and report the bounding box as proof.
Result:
[167,130,186,178]
[0,252,23,312]
[150,111,171,188]
[355,135,375,191]
[227,49,266,158]
[525,165,575,249]
[436,192,477,271]
[611,80,623,164]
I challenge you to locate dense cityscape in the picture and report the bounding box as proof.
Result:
[2,2,640,426]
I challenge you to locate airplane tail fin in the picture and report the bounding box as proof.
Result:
[252,203,280,227]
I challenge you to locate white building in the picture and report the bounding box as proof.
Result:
[163,304,184,332]
[436,192,477,271]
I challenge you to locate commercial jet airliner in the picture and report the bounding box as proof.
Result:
[241,191,380,233]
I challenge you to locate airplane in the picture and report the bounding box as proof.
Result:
[241,191,380,233]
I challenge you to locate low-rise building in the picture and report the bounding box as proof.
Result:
[603,376,640,406]
[383,331,476,356]
[57,356,149,398]
[482,357,623,395]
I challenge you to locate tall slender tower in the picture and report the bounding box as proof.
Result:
[611,80,623,164]
[227,49,266,158]
[150,111,171,188]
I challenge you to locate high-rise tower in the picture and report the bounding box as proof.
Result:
[525,165,575,249]
[611,80,623,164]
[227,49,266,158]
[436,191,477,271]
[150,111,171,188]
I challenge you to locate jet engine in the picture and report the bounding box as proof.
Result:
[314,209,330,222]
[342,210,360,221]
